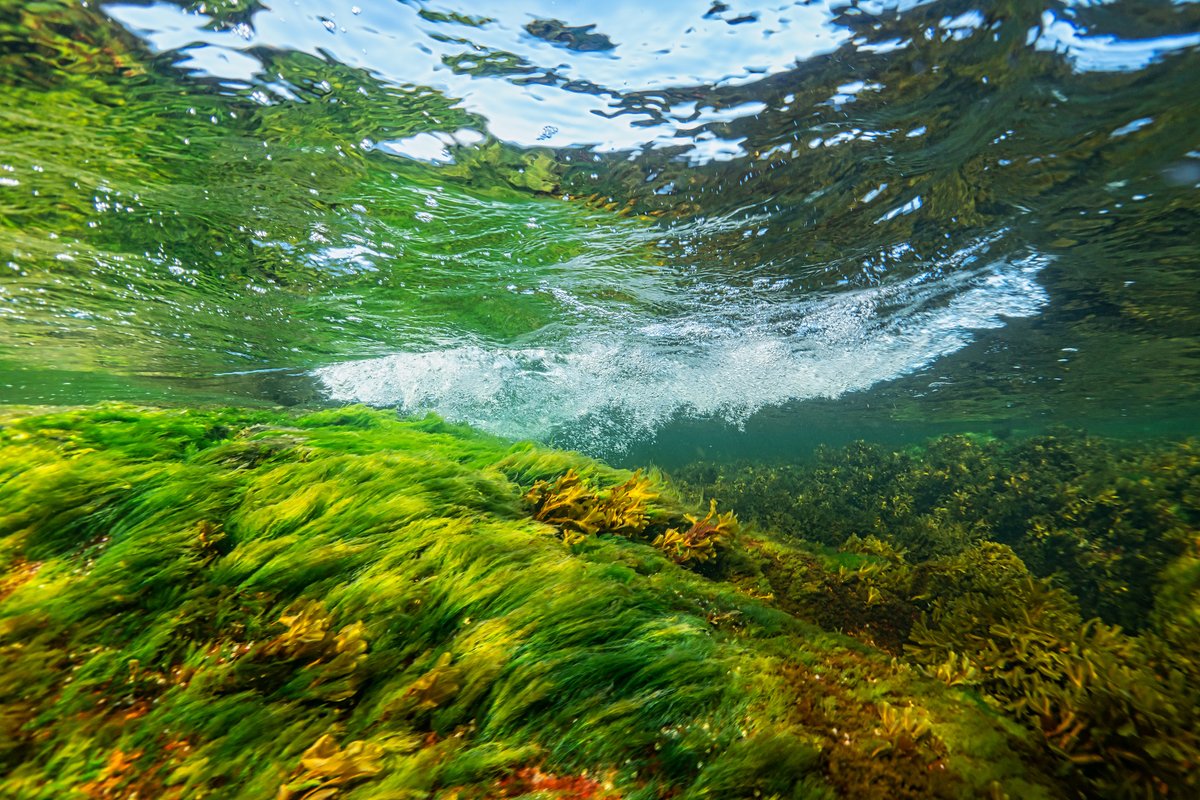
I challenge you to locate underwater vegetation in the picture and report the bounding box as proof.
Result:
[523,469,735,565]
[0,404,1088,799]
[677,432,1199,631]
[0,406,1194,797]
[678,432,1200,797]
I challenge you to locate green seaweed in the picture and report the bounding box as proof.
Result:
[0,403,1064,799]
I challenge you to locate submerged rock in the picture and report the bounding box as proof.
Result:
[2,404,1182,798]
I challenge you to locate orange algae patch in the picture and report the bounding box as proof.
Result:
[495,766,621,799]
[0,559,41,603]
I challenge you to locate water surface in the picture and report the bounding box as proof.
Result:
[1,0,1197,458]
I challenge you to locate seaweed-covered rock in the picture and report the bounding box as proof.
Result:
[0,404,1057,799]
[678,432,1200,797]
[676,432,1198,631]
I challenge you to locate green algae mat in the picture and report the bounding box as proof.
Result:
[0,405,1196,798]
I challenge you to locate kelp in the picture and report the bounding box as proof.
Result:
[679,432,1200,797]
[907,572,1200,795]
[653,501,739,566]
[0,403,1065,799]
[677,431,1199,631]
[522,467,732,564]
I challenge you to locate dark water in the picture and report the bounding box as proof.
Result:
[1,0,1198,459]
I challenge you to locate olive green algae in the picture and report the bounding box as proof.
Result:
[0,405,1151,798]
[679,433,1200,797]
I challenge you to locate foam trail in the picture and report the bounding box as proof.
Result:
[315,252,1048,453]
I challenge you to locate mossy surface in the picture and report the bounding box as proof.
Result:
[0,404,1068,799]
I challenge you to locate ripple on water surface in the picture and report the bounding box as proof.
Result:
[0,0,1197,452]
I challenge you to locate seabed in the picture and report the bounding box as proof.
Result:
[0,404,1195,798]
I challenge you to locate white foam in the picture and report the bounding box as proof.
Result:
[314,247,1048,453]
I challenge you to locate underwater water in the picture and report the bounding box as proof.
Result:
[0,0,1197,458]
[1,0,1199,798]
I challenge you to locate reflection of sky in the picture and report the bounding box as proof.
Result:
[103,0,1200,158]
[104,0,848,157]
[1031,11,1200,72]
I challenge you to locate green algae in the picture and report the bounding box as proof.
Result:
[0,403,1072,799]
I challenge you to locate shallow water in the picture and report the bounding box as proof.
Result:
[1,0,1198,458]
[2,6,1200,795]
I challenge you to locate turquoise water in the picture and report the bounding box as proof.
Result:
[1,0,1198,459]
